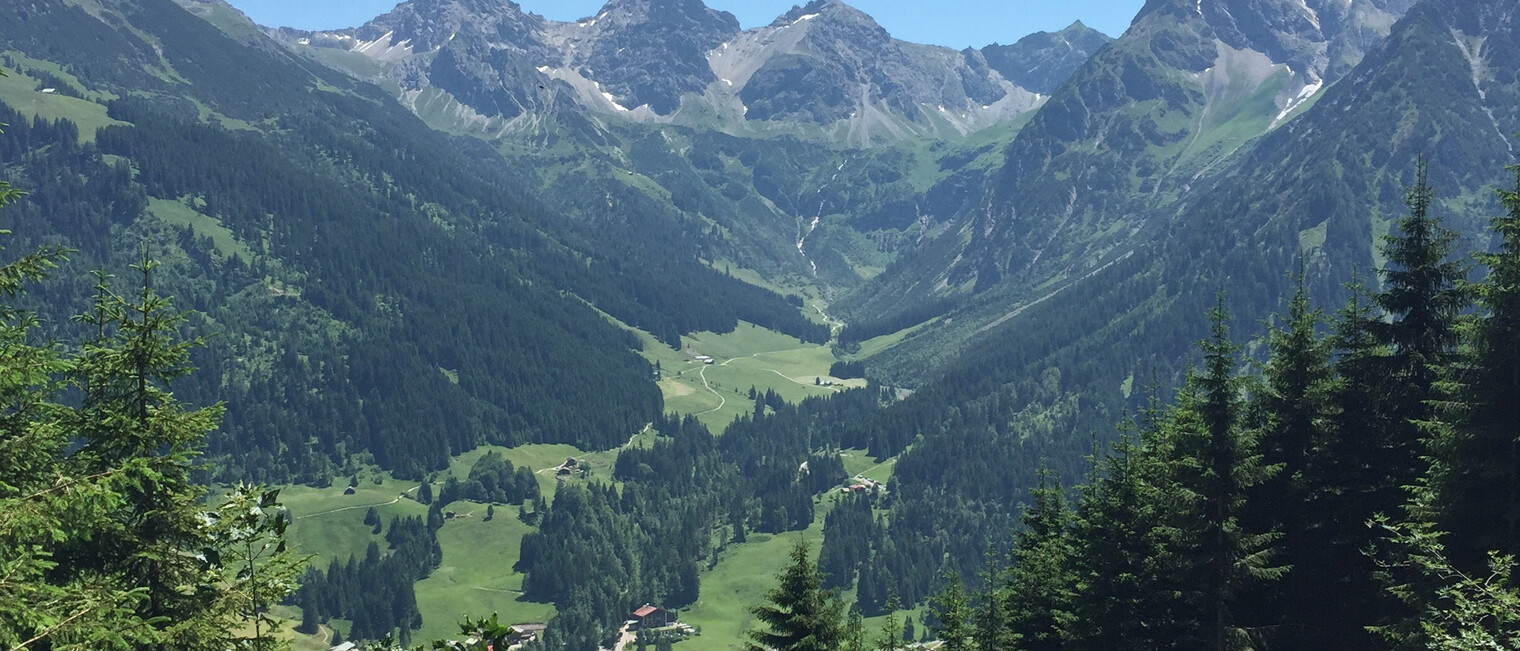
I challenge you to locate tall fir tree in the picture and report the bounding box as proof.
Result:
[1065,422,1187,651]
[1376,159,1471,428]
[1315,276,1408,649]
[843,607,867,651]
[746,538,843,651]
[1002,470,1074,651]
[929,572,971,651]
[0,156,149,647]
[971,554,1013,651]
[874,593,903,651]
[0,228,299,648]
[1165,301,1283,650]
[1244,269,1339,647]
[1429,162,1520,564]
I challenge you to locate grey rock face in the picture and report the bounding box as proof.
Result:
[280,0,1112,137]
[570,0,740,115]
[980,21,1113,95]
[736,0,1013,124]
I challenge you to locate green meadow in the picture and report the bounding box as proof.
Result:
[643,321,866,431]
[0,54,126,142]
[279,308,903,646]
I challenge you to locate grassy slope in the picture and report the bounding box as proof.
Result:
[413,505,556,642]
[679,524,825,650]
[677,460,911,650]
[147,197,255,262]
[284,442,617,643]
[0,57,126,142]
[641,321,864,432]
[284,476,430,567]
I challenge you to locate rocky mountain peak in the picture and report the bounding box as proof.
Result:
[560,0,739,114]
[279,0,1106,141]
[592,0,738,29]
[1130,0,1418,81]
[980,20,1113,95]
[353,0,547,53]
[769,0,880,31]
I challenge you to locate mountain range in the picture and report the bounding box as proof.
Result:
[2,0,1518,646]
[276,0,1109,142]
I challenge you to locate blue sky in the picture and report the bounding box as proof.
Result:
[223,0,1146,49]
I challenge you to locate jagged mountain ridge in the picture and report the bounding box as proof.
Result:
[873,0,1520,520]
[0,0,837,481]
[251,0,1118,297]
[981,20,1114,95]
[275,0,1110,142]
[838,0,1417,353]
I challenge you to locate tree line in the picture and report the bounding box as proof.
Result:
[745,159,1520,650]
[0,220,305,648]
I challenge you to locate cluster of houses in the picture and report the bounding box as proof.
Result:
[840,476,883,494]
[555,457,580,476]
[324,605,686,651]
[692,355,715,365]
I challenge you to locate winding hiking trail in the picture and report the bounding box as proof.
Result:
[690,339,852,417]
[695,363,728,415]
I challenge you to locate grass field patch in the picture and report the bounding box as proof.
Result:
[148,197,255,262]
[0,64,125,142]
[283,476,429,568]
[413,502,555,643]
[677,523,826,650]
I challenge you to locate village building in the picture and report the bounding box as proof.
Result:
[630,604,677,629]
[508,623,546,646]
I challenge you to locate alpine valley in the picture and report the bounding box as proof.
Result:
[1,0,1518,649]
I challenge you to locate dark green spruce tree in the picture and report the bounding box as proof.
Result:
[928,572,970,651]
[1001,470,1074,650]
[1243,269,1340,647]
[1064,418,1186,651]
[746,538,843,651]
[1336,162,1470,647]
[62,254,230,651]
[843,607,867,651]
[1376,160,1471,436]
[1429,162,1520,564]
[874,593,903,651]
[1366,161,1520,649]
[971,554,1013,651]
[1313,274,1407,650]
[1165,302,1283,650]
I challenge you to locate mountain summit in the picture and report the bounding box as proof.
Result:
[277,0,1109,141]
[713,0,1034,139]
[841,0,1418,332]
[980,21,1113,94]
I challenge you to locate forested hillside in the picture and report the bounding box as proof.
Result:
[745,159,1520,650]
[0,0,825,484]
[775,0,1520,615]
[6,0,1520,648]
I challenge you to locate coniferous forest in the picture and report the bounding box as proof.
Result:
[741,163,1520,651]
[5,0,1520,649]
